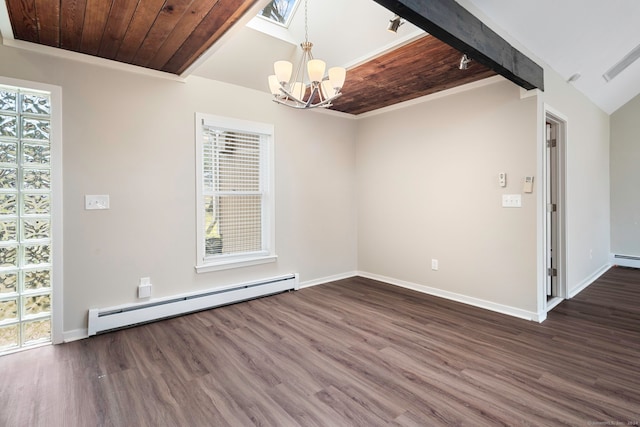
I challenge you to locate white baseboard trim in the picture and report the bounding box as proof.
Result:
[568,263,611,298]
[358,271,543,322]
[546,297,564,312]
[63,328,88,343]
[58,271,352,343]
[536,310,547,323]
[610,253,640,269]
[61,268,552,341]
[298,271,358,289]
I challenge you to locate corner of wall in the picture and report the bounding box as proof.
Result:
[568,263,611,298]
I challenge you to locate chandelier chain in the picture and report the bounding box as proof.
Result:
[304,0,309,43]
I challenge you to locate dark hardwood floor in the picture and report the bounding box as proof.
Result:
[1,267,639,426]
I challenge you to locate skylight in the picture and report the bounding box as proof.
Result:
[257,0,301,28]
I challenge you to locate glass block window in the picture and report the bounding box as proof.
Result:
[195,114,275,272]
[0,85,52,355]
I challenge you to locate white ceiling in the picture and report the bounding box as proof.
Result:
[464,0,640,114]
[194,0,640,115]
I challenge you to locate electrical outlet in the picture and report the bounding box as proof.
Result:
[138,277,152,298]
[431,259,439,270]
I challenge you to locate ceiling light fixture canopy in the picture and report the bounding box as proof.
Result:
[267,0,346,109]
[387,15,405,33]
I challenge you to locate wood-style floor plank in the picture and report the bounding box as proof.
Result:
[1,266,639,426]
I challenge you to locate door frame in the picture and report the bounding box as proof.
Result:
[542,106,567,313]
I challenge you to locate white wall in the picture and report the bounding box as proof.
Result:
[541,70,611,296]
[356,79,539,316]
[0,42,358,335]
[356,0,612,315]
[0,3,613,334]
[610,93,640,259]
[452,2,611,300]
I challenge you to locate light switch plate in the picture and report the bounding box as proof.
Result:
[85,195,110,210]
[502,194,522,208]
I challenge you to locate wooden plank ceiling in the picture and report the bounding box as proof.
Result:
[330,35,496,115]
[3,0,496,115]
[4,0,260,75]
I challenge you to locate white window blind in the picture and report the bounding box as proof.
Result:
[196,114,275,272]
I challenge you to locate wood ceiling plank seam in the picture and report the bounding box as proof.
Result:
[344,64,422,84]
[97,0,140,59]
[418,70,494,94]
[335,70,495,115]
[146,0,219,71]
[33,0,60,47]
[163,0,259,75]
[366,38,451,71]
[59,0,88,51]
[79,0,112,56]
[114,0,166,64]
[5,0,39,42]
[131,0,196,68]
[343,68,496,115]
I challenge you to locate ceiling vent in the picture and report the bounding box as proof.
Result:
[603,44,640,82]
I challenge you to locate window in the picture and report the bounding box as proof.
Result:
[195,114,275,273]
[0,83,56,355]
[258,0,300,27]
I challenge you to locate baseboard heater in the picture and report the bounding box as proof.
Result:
[612,254,640,269]
[88,273,299,336]
[614,254,640,261]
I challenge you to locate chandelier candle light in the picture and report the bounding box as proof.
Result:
[268,0,346,109]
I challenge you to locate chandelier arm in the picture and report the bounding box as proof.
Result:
[315,91,342,107]
[316,81,326,103]
[305,85,319,107]
[278,91,343,109]
[277,86,305,105]
[272,90,342,109]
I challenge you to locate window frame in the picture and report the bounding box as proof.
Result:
[195,113,276,273]
[257,0,301,28]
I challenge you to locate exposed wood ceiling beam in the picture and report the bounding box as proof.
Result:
[372,0,544,91]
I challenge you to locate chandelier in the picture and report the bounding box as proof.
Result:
[267,0,346,109]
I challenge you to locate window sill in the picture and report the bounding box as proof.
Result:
[195,254,278,273]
